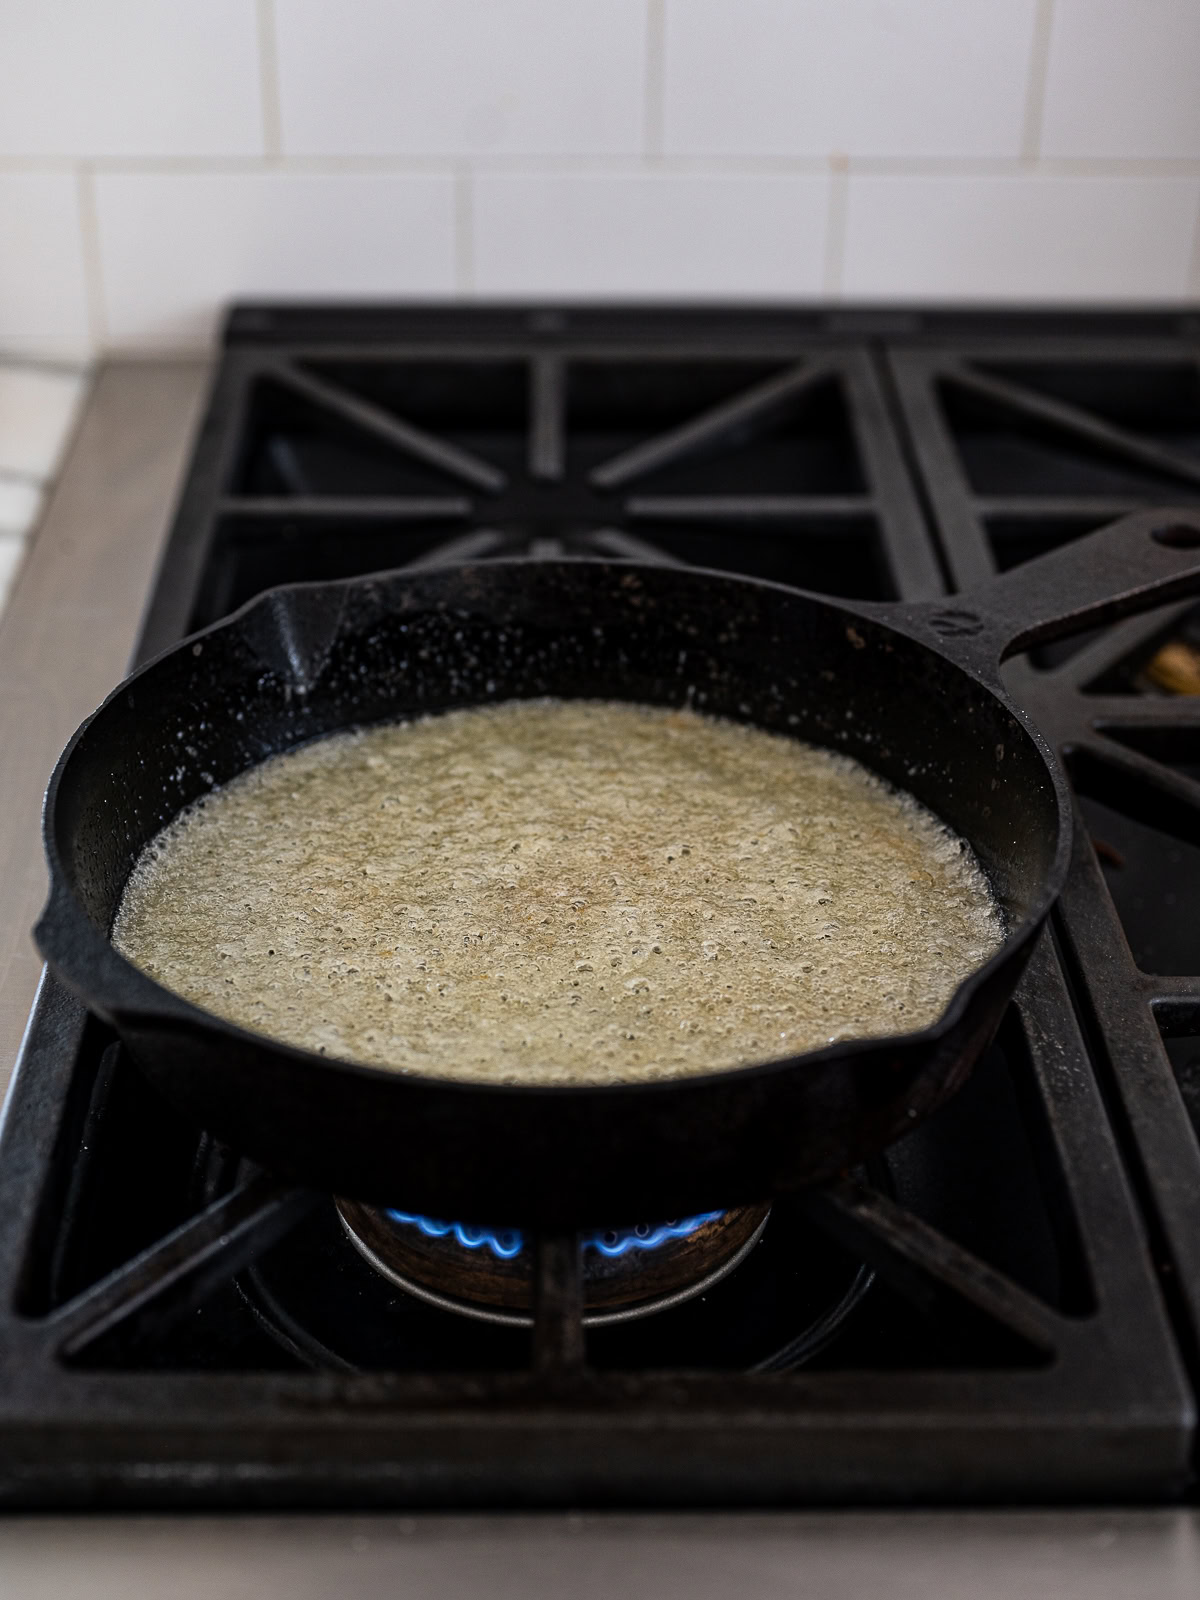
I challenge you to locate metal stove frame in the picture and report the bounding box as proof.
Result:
[1,307,1199,1507]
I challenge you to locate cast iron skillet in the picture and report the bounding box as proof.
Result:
[34,509,1200,1227]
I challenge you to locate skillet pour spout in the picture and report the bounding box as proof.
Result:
[34,510,1200,1227]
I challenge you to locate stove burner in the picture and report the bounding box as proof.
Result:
[236,1192,873,1375]
[336,1199,771,1326]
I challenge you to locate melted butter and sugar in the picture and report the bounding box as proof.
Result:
[113,700,1004,1086]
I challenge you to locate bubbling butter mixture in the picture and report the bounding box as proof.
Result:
[113,699,1004,1085]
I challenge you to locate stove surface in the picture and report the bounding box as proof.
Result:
[2,307,1200,1510]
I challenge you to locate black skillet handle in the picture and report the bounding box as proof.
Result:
[883,508,1200,681]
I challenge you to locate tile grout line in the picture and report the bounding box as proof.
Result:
[643,0,666,162]
[454,167,475,294]
[5,152,1200,179]
[0,356,91,378]
[0,153,832,176]
[822,155,848,297]
[1021,0,1056,164]
[850,156,1200,177]
[75,165,108,354]
[256,0,284,160]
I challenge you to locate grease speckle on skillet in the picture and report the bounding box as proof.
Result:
[112,700,1004,1085]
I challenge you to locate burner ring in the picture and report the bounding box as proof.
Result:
[335,1200,772,1328]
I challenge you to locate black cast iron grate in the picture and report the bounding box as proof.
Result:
[2,305,1200,1508]
[890,338,1200,1387]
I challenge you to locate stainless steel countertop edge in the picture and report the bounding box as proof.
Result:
[0,359,213,1093]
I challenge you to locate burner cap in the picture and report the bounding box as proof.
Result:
[336,1200,771,1327]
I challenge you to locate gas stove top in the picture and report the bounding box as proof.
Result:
[2,306,1200,1508]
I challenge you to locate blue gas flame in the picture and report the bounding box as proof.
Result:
[586,1215,725,1256]
[386,1209,724,1261]
[386,1212,525,1259]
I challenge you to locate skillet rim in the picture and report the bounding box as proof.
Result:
[35,556,1072,1101]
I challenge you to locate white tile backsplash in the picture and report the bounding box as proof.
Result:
[0,0,262,158]
[1042,0,1200,160]
[0,367,86,480]
[663,0,1039,158]
[0,358,88,619]
[276,0,646,156]
[94,172,458,347]
[843,174,1200,300]
[0,480,43,540]
[0,175,91,360]
[473,172,829,298]
[0,2,1198,359]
